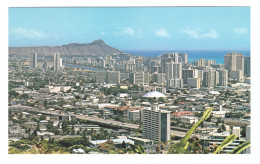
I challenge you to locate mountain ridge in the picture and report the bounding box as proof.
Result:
[9,39,122,56]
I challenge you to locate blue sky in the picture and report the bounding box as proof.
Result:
[8,7,250,50]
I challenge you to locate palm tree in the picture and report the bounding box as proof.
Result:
[168,107,213,154]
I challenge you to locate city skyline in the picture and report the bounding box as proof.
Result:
[9,7,250,50]
[7,3,253,156]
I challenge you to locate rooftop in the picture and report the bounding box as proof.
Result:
[172,111,195,117]
[142,91,166,98]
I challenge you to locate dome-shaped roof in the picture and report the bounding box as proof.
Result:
[142,91,166,98]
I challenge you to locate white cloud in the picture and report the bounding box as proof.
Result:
[10,28,60,40]
[234,28,248,34]
[114,27,142,37]
[100,32,106,36]
[155,28,171,38]
[136,30,143,38]
[11,28,47,39]
[181,28,218,39]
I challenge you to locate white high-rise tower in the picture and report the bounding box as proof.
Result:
[29,52,37,69]
[142,105,171,142]
[53,53,61,71]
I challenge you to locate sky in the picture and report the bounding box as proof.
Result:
[8,7,250,50]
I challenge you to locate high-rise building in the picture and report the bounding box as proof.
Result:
[151,73,165,85]
[129,72,150,85]
[244,57,250,77]
[102,59,106,68]
[203,70,219,87]
[127,110,141,121]
[187,78,200,88]
[105,55,112,63]
[96,71,107,83]
[178,53,188,65]
[232,126,241,140]
[231,70,243,81]
[120,73,129,81]
[53,53,61,71]
[205,60,216,66]
[150,66,159,73]
[197,69,204,83]
[150,60,158,67]
[142,105,171,142]
[107,71,120,84]
[43,61,47,71]
[194,58,205,67]
[164,60,183,89]
[126,60,136,72]
[29,53,37,69]
[96,71,120,84]
[211,64,224,69]
[182,69,198,84]
[217,69,228,86]
[155,87,166,94]
[160,53,188,73]
[224,52,244,77]
[116,53,131,63]
[166,79,183,89]
[161,53,178,73]
[246,125,250,154]
[165,61,182,80]
[194,58,216,67]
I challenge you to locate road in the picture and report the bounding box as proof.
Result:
[10,105,191,137]
[9,105,140,131]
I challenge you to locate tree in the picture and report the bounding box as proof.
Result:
[84,94,90,99]
[61,121,69,135]
[213,134,237,154]
[82,129,87,139]
[20,94,29,99]
[31,129,38,139]
[71,124,75,135]
[133,145,145,154]
[132,85,140,91]
[121,141,126,149]
[167,107,251,154]
[168,107,213,154]
[75,95,80,100]
[148,97,156,104]
[39,115,46,121]
[216,118,222,126]
[195,112,203,118]
[159,97,165,103]
[221,124,226,131]
[44,99,47,109]
[241,126,246,137]
[9,90,19,98]
[231,141,250,154]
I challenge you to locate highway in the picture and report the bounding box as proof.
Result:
[9,105,192,137]
[9,105,140,131]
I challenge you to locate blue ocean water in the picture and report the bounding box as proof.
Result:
[123,50,250,64]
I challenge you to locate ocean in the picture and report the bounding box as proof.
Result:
[123,50,251,64]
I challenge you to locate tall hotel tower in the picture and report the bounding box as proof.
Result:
[165,61,182,80]
[217,69,228,86]
[53,53,61,71]
[244,57,250,77]
[224,52,244,78]
[160,53,187,73]
[142,105,171,142]
[29,53,37,69]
